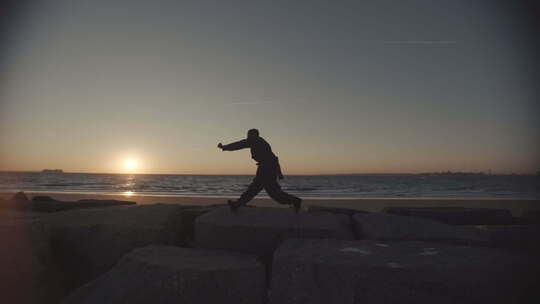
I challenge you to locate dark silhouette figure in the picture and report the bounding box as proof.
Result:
[218,129,302,212]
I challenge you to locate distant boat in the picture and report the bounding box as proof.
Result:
[41,169,64,173]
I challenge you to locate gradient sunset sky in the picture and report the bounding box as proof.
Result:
[1,0,539,174]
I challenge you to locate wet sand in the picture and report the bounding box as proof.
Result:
[1,192,538,216]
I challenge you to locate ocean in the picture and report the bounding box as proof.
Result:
[0,172,538,199]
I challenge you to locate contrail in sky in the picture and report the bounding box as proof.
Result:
[224,100,310,107]
[382,40,458,44]
[225,101,271,106]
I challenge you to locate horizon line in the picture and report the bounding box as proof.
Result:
[0,170,537,176]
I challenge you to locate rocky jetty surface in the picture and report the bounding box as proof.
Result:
[195,206,353,260]
[63,246,266,304]
[46,204,215,290]
[0,191,32,211]
[0,192,136,212]
[521,209,540,224]
[32,195,135,212]
[477,224,540,252]
[0,216,65,304]
[383,206,513,225]
[1,193,538,304]
[270,238,539,304]
[353,212,490,245]
[306,204,369,216]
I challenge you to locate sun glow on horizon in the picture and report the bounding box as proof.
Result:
[123,158,138,173]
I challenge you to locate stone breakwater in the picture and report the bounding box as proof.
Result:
[1,192,539,304]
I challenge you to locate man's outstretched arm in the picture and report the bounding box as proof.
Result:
[218,139,249,151]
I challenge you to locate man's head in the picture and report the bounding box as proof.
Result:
[247,128,259,138]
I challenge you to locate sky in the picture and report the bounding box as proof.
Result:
[1,0,539,175]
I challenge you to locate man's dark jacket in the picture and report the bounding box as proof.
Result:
[221,136,284,179]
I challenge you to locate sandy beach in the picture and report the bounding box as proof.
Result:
[2,192,538,216]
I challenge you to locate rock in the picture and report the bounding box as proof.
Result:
[476,224,540,253]
[173,205,220,246]
[520,209,540,224]
[270,238,539,304]
[32,196,56,201]
[195,206,353,261]
[307,205,369,216]
[63,246,266,304]
[510,216,529,224]
[383,206,513,225]
[31,196,136,212]
[353,212,489,245]
[45,204,213,291]
[0,198,9,209]
[0,218,65,304]
[13,191,30,202]
[2,194,136,212]
[0,192,32,211]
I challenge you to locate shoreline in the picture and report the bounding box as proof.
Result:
[3,189,538,200]
[1,191,538,216]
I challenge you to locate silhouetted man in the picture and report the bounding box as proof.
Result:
[218,129,302,212]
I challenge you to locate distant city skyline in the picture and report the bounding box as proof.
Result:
[1,0,539,175]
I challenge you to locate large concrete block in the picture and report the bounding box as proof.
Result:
[383,206,513,225]
[477,224,540,253]
[31,196,135,212]
[521,209,540,224]
[307,204,369,216]
[1,193,137,212]
[353,213,489,245]
[0,218,65,304]
[195,206,353,259]
[270,239,539,304]
[64,246,266,304]
[45,204,214,290]
[0,192,32,211]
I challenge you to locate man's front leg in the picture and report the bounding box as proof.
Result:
[238,178,264,205]
[228,178,264,212]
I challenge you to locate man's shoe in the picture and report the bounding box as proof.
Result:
[228,200,242,213]
[292,198,302,213]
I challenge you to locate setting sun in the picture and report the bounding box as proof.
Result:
[123,159,138,172]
